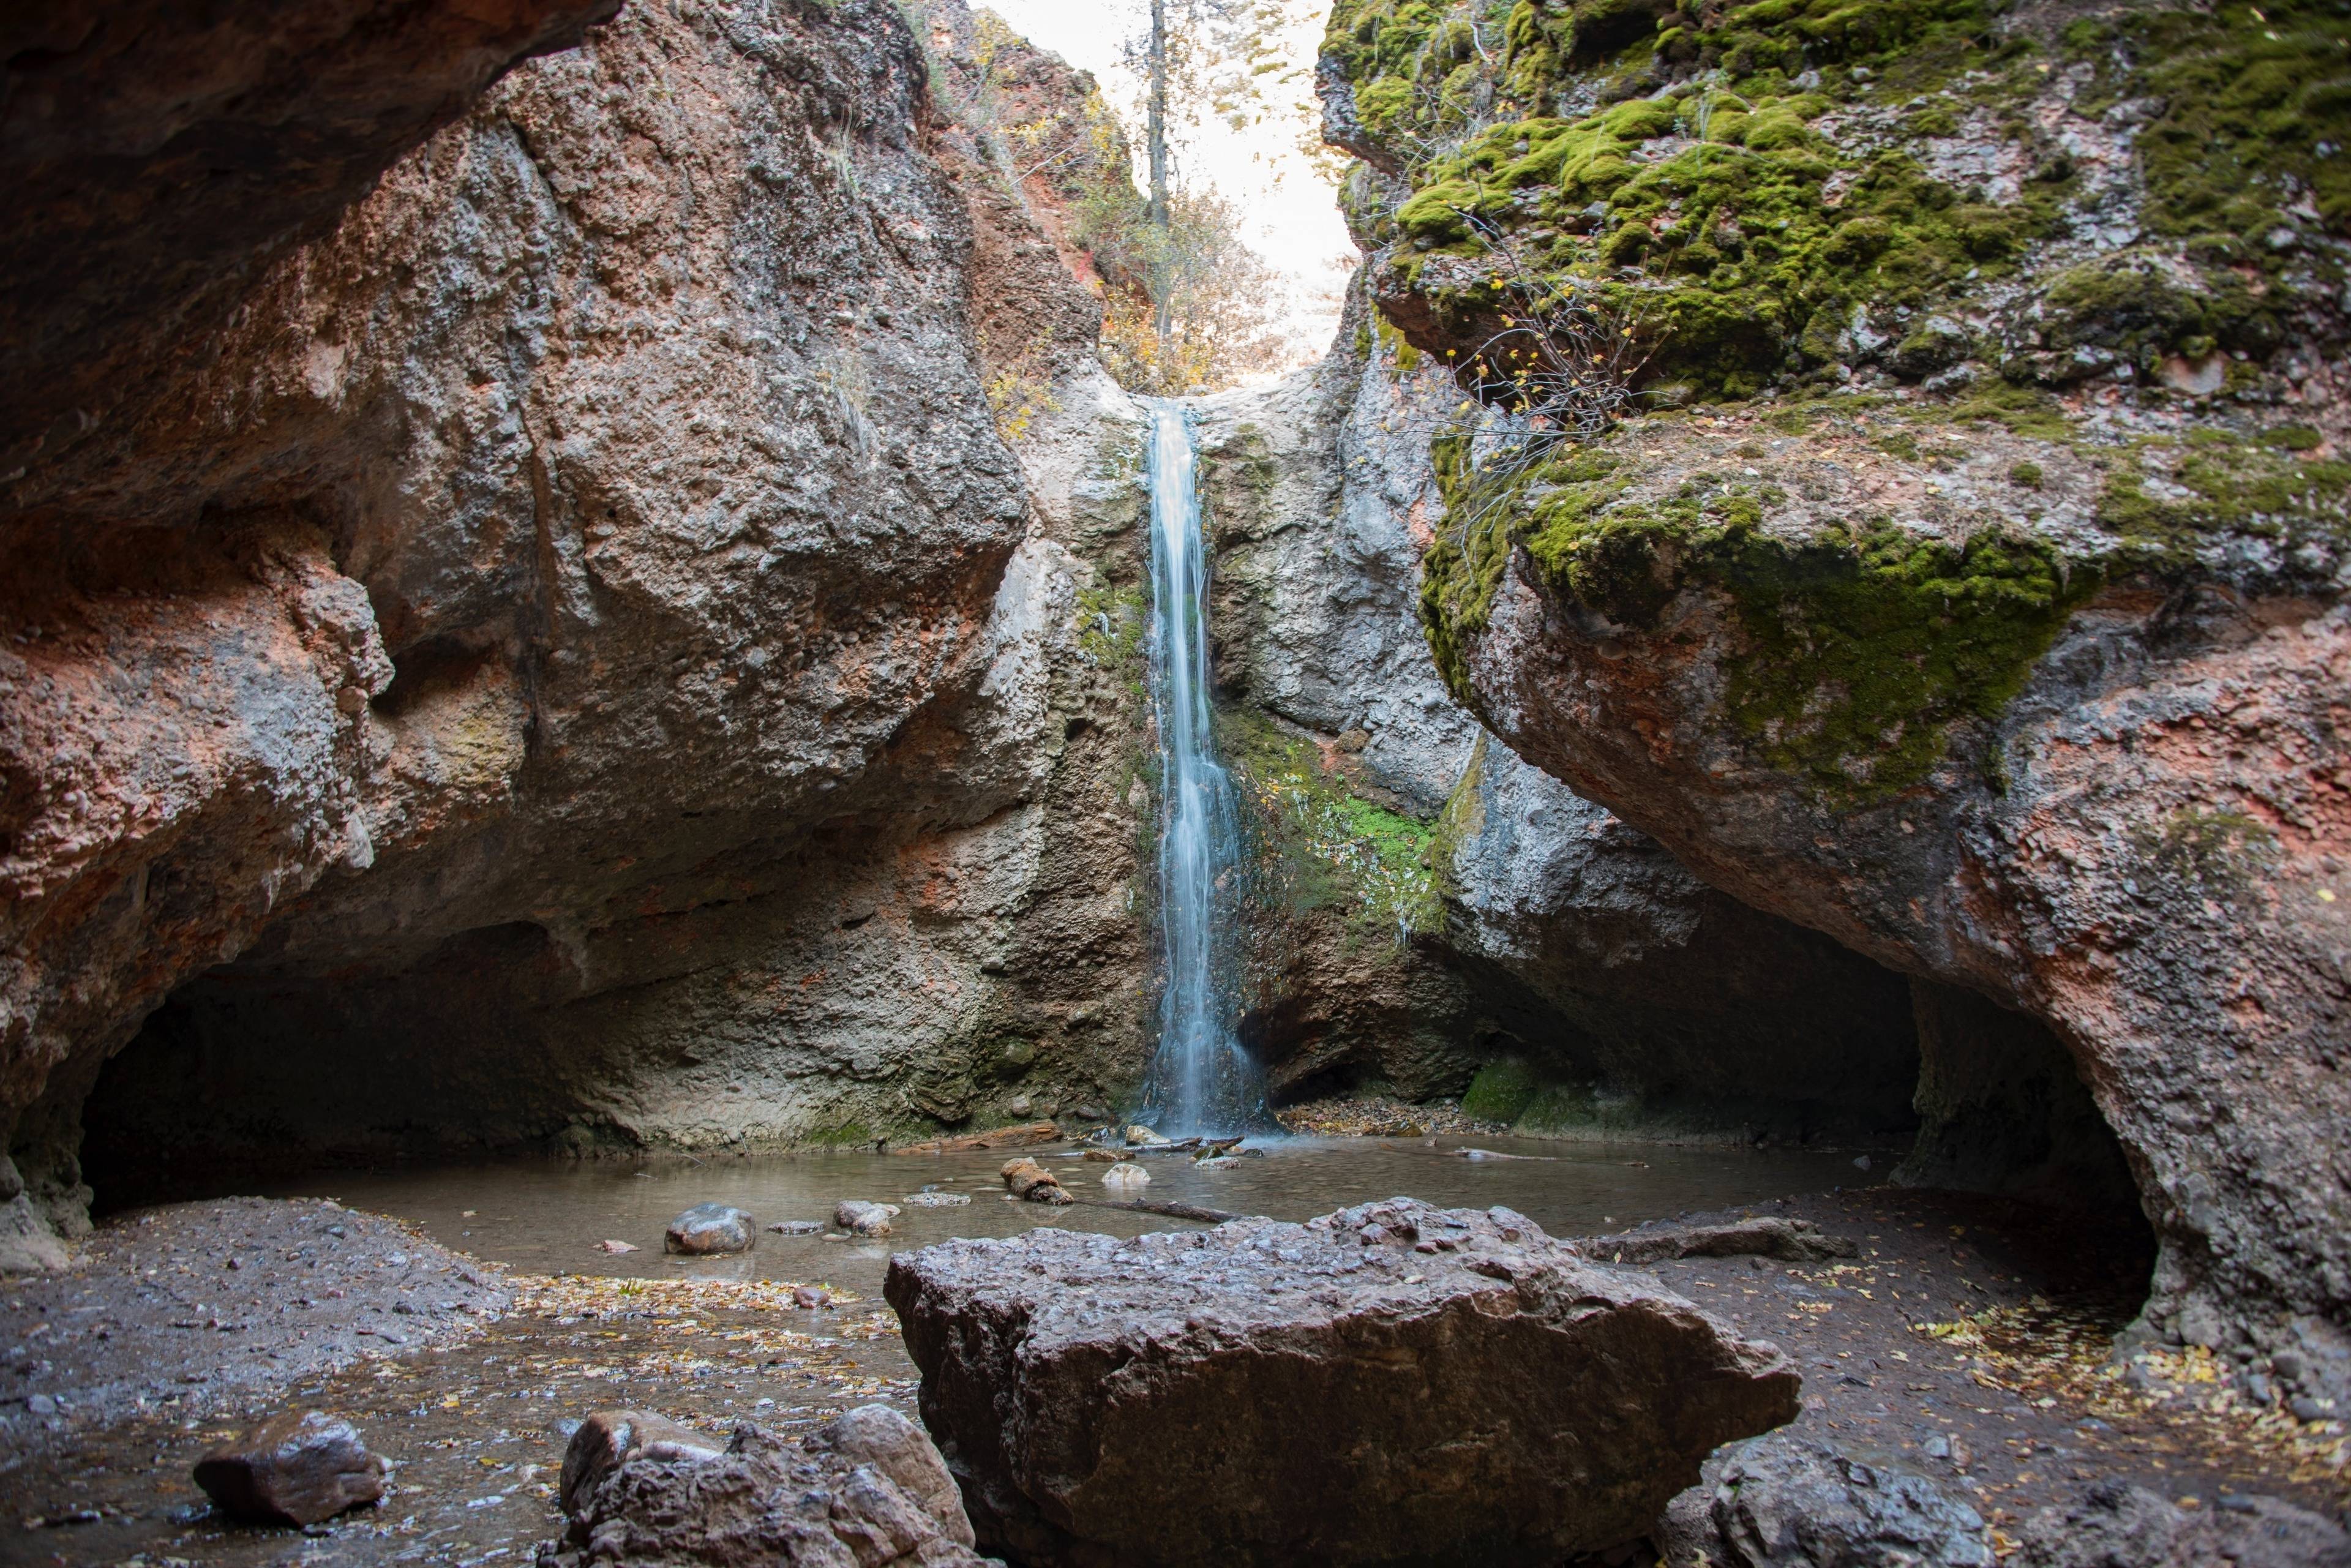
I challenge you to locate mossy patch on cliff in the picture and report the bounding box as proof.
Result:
[1332,0,2347,397]
[1425,435,2102,805]
[1221,708,1444,938]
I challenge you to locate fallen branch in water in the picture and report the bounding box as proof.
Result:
[1378,1142,1558,1161]
[1067,1197,1241,1224]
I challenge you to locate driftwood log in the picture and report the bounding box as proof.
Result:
[894,1122,1061,1155]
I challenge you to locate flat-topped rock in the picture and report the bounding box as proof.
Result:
[885,1196,1801,1567]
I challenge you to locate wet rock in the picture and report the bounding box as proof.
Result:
[836,1201,902,1237]
[768,1220,825,1236]
[193,1410,388,1526]
[1656,1433,1990,1567]
[1080,1148,1122,1162]
[904,1191,975,1207]
[595,1239,639,1255]
[887,1196,1799,1566]
[560,1410,726,1523]
[999,1158,1073,1205]
[1603,1217,1860,1267]
[792,1286,831,1310]
[2012,1480,2351,1568]
[1100,1162,1150,1188]
[664,1206,755,1256]
[806,1403,977,1547]
[546,1405,990,1566]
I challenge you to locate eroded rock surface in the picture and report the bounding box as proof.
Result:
[3,0,1159,1229]
[2012,1480,2351,1568]
[547,1403,994,1566]
[1190,324,1921,1136]
[886,1197,1799,1567]
[1655,1433,1992,1568]
[1317,0,2351,1349]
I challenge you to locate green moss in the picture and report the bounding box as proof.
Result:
[2101,2,2351,245]
[1431,441,2104,805]
[2033,254,2283,373]
[2010,460,2044,489]
[2134,807,2280,893]
[2094,436,2351,568]
[1077,583,1148,699]
[1221,709,1445,936]
[1461,1057,1541,1121]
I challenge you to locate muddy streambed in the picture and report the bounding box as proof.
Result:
[2,1136,2342,1565]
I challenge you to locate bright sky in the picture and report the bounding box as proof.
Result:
[984,0,1355,368]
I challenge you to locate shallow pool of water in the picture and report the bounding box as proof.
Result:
[255,1134,1875,1299]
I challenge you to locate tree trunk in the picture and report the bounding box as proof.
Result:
[1146,0,1173,339]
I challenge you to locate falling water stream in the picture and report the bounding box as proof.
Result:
[1136,400,1265,1135]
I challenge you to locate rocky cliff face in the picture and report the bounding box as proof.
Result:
[1318,0,2350,1360]
[2,0,1160,1233]
[1190,307,1927,1138]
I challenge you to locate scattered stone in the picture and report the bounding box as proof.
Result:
[1071,1104,1108,1122]
[1100,1161,1150,1188]
[1655,1433,1991,1567]
[887,1196,1799,1566]
[0,1194,70,1274]
[892,1120,1060,1155]
[2012,1480,2351,1568]
[1000,1157,1073,1205]
[903,1190,973,1207]
[192,1410,389,1526]
[664,1204,755,1256]
[595,1239,639,1254]
[557,1410,726,1522]
[545,1404,988,1565]
[26,1392,59,1415]
[792,1285,831,1310]
[1600,1217,1860,1266]
[765,1219,823,1236]
[1081,1148,1122,1162]
[1193,1155,1239,1171]
[1123,1123,1168,1147]
[836,1200,902,1236]
[2159,354,2227,396]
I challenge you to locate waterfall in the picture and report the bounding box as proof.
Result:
[1136,401,1264,1135]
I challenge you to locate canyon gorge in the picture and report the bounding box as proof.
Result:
[2,0,2349,1555]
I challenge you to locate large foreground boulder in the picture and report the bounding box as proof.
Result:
[885,1197,1801,1567]
[544,1403,994,1566]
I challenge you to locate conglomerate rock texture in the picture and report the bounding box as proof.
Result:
[1,0,1157,1222]
[1317,0,2351,1355]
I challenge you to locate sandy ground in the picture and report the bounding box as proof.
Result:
[1,1181,2343,1566]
